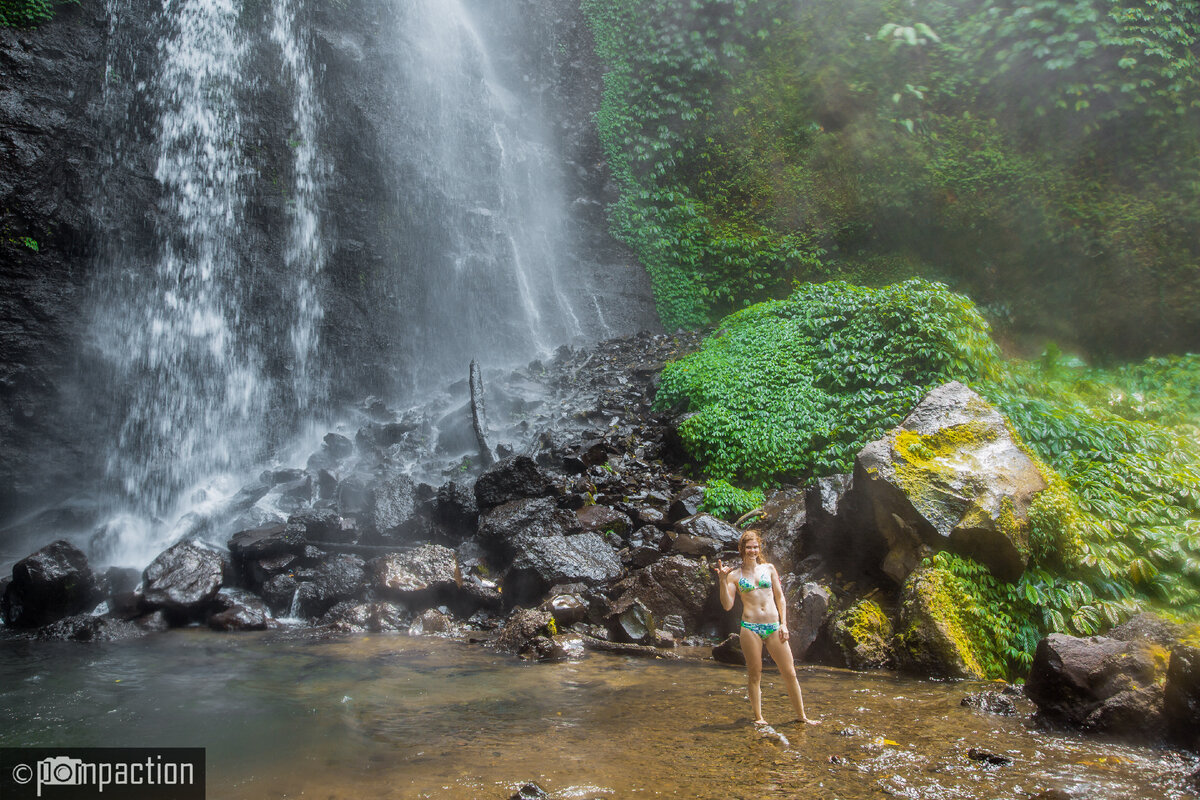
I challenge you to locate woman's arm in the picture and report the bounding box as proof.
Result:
[715,560,736,611]
[770,564,789,641]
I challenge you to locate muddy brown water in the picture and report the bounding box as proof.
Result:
[0,631,1195,799]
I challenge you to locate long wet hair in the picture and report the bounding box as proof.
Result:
[738,529,766,565]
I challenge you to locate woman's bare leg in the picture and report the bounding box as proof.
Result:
[765,632,819,724]
[739,627,765,723]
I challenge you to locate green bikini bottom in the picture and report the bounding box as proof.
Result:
[740,620,781,640]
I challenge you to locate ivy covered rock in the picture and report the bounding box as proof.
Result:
[831,598,894,670]
[855,381,1047,583]
[896,566,989,679]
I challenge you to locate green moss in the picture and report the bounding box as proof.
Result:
[891,421,997,498]
[833,598,894,670]
[900,566,993,679]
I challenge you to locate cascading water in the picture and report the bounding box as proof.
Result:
[381,0,607,391]
[62,0,657,568]
[85,0,329,563]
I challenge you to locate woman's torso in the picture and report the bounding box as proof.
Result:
[735,563,779,624]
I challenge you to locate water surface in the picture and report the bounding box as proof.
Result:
[0,632,1194,799]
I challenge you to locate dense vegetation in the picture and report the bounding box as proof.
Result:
[656,280,1200,676]
[0,0,69,28]
[583,0,1200,357]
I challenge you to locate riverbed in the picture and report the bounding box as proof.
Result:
[0,631,1194,799]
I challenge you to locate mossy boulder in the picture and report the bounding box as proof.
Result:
[855,381,1047,583]
[896,566,989,679]
[831,598,894,670]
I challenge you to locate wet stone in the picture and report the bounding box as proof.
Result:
[1,540,98,628]
[34,614,144,642]
[142,541,224,615]
[961,690,1017,716]
[712,632,745,665]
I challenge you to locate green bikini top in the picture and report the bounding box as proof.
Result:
[736,565,771,593]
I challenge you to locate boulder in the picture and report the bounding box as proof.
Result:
[286,508,352,544]
[896,567,986,679]
[712,632,745,665]
[142,541,224,616]
[756,486,806,574]
[831,598,895,670]
[672,513,741,548]
[477,496,582,561]
[494,607,554,655]
[576,505,631,540]
[1025,633,1169,737]
[34,614,144,642]
[320,600,410,632]
[474,456,554,513]
[1,540,98,628]
[369,544,459,598]
[608,554,714,634]
[207,588,273,631]
[785,581,834,660]
[666,486,703,523]
[503,533,622,606]
[854,381,1047,583]
[228,523,307,562]
[372,472,419,538]
[433,480,478,535]
[1164,644,1200,750]
[291,555,366,619]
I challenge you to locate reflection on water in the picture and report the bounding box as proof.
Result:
[0,632,1195,799]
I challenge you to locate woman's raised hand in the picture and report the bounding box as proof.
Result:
[713,559,735,578]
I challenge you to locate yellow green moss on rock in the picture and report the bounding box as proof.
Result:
[832,598,895,670]
[898,566,995,679]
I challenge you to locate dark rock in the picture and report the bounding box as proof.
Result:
[264,468,306,486]
[316,470,339,501]
[541,592,588,627]
[34,614,143,642]
[478,496,582,559]
[1109,612,1191,647]
[1025,633,1169,737]
[228,523,307,561]
[141,541,224,615]
[614,598,655,644]
[494,607,554,655]
[504,532,622,606]
[134,610,172,633]
[276,475,313,506]
[509,782,548,800]
[673,513,741,548]
[336,473,375,517]
[667,486,703,523]
[967,747,1012,766]
[320,600,409,632]
[207,588,272,631]
[896,567,984,678]
[433,480,478,535]
[291,555,366,619]
[854,381,1048,583]
[286,508,350,543]
[373,472,418,536]
[1,540,98,628]
[98,566,141,599]
[712,632,745,665]
[1164,644,1200,750]
[805,474,854,559]
[961,690,1017,716]
[626,545,662,568]
[474,456,554,513]
[369,544,459,597]
[609,554,714,634]
[785,581,833,660]
[261,573,300,616]
[670,534,720,558]
[576,504,631,539]
[756,487,806,575]
[229,480,272,511]
[323,433,354,460]
[633,506,666,528]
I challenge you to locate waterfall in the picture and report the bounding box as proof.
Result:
[381,0,602,391]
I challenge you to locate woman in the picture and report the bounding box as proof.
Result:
[715,529,819,726]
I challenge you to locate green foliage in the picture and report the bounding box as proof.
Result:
[661,279,1200,674]
[655,279,999,484]
[0,0,74,28]
[584,0,1200,354]
[700,478,764,519]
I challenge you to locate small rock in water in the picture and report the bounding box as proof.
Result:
[967,747,1013,766]
[509,782,548,799]
[961,690,1017,716]
[753,722,790,748]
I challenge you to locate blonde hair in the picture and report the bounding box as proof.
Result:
[738,529,766,564]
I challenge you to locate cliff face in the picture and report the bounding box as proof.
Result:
[0,3,109,519]
[0,0,657,524]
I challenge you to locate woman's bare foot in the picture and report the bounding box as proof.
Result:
[752,718,768,725]
[796,717,821,725]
